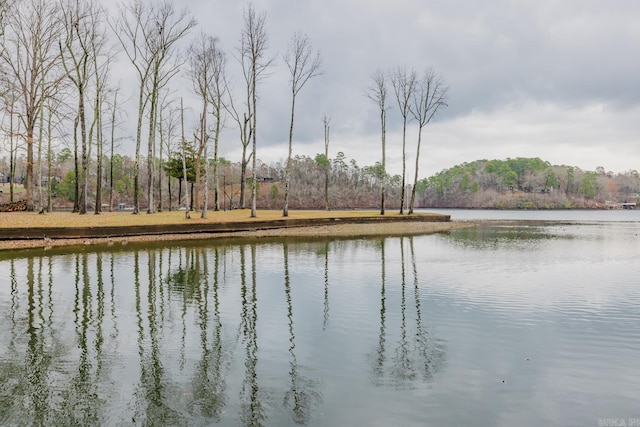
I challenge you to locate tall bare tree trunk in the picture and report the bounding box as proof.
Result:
[198,108,208,218]
[8,94,16,203]
[94,95,103,215]
[46,107,53,212]
[93,63,109,215]
[37,86,44,212]
[212,104,222,211]
[283,94,296,217]
[26,130,34,210]
[323,115,330,211]
[202,145,208,218]
[90,81,104,215]
[158,116,164,212]
[380,106,386,215]
[282,31,322,217]
[73,115,80,212]
[239,4,273,218]
[78,87,88,214]
[108,91,118,212]
[408,68,448,214]
[391,66,416,214]
[180,98,190,219]
[240,142,248,209]
[147,89,157,214]
[367,69,388,215]
[409,127,423,214]
[132,86,144,214]
[250,57,258,218]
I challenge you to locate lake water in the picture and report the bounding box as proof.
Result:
[1,210,639,426]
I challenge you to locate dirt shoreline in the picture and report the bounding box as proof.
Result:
[0,219,473,252]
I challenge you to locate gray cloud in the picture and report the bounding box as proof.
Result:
[163,0,640,175]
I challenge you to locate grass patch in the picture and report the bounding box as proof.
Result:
[0,184,25,193]
[0,209,441,229]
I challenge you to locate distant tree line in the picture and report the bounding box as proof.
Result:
[417,157,640,209]
[5,150,637,211]
[0,147,408,211]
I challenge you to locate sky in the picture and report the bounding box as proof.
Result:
[120,0,640,178]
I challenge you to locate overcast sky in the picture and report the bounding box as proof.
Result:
[136,0,640,177]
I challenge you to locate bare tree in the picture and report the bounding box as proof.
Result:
[323,115,330,211]
[189,33,211,218]
[239,3,273,217]
[208,41,226,213]
[157,89,177,212]
[37,89,66,213]
[179,97,190,218]
[0,0,63,211]
[111,1,152,214]
[144,2,195,214]
[409,68,448,214]
[223,75,252,210]
[112,0,195,214]
[44,99,56,212]
[59,0,95,214]
[188,32,226,219]
[0,3,16,192]
[282,31,322,217]
[0,1,9,34]
[36,77,45,212]
[367,69,389,215]
[1,77,20,203]
[107,89,120,212]
[72,112,80,211]
[88,5,113,215]
[390,66,416,214]
[60,0,111,215]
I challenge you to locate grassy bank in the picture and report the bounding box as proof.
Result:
[0,209,445,228]
[0,209,470,251]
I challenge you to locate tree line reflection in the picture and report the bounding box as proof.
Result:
[0,236,445,425]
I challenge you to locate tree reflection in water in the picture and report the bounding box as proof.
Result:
[0,259,22,424]
[239,244,266,427]
[410,238,446,381]
[283,242,321,425]
[372,239,387,385]
[132,249,181,425]
[372,236,446,388]
[191,246,228,420]
[24,257,52,424]
[392,237,417,383]
[323,242,330,330]
[0,234,447,425]
[0,253,119,425]
[109,253,119,351]
[56,253,102,425]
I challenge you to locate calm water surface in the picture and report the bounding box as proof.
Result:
[1,210,639,426]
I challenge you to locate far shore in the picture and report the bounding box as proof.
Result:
[0,209,473,252]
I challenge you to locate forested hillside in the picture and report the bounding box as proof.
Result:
[3,153,638,211]
[416,157,640,209]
